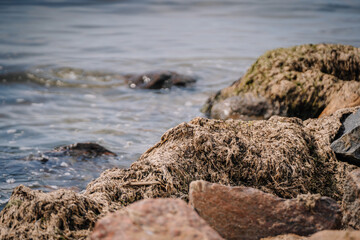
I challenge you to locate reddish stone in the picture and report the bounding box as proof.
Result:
[342,168,360,229]
[308,230,360,240]
[189,181,341,240]
[91,198,223,240]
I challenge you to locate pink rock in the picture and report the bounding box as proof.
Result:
[308,230,360,240]
[91,198,223,240]
[342,168,360,229]
[189,181,342,240]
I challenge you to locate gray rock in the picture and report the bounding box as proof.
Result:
[125,71,196,89]
[331,108,360,162]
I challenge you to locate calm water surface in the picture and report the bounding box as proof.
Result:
[1,0,360,210]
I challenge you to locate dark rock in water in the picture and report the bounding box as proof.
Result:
[25,142,117,163]
[125,71,196,89]
[53,142,117,158]
[203,44,360,120]
[189,181,341,240]
[25,152,50,163]
[342,168,360,229]
[331,108,360,163]
[90,198,224,240]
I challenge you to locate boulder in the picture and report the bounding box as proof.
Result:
[25,142,117,163]
[125,71,196,89]
[331,108,360,163]
[90,198,223,240]
[189,181,341,240]
[342,168,360,229]
[0,185,102,239]
[308,230,360,240]
[0,107,358,239]
[203,44,360,120]
[262,230,360,240]
[53,142,117,158]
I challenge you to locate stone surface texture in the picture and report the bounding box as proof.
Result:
[262,230,360,240]
[342,168,360,229]
[90,198,223,240]
[0,107,358,239]
[189,181,341,240]
[331,108,360,162]
[203,44,360,120]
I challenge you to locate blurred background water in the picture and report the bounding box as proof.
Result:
[1,0,360,210]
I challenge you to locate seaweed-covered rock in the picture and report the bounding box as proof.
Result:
[90,198,224,240]
[189,181,341,240]
[331,108,360,163]
[125,71,196,89]
[0,107,358,239]
[203,44,360,120]
[0,185,102,239]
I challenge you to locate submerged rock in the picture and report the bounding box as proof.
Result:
[331,108,360,163]
[90,198,223,240]
[203,44,360,120]
[25,142,117,163]
[189,181,341,240]
[125,71,196,89]
[53,142,117,158]
[0,107,358,239]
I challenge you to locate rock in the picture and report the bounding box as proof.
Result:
[319,84,360,118]
[262,230,360,240]
[0,185,102,239]
[209,93,281,120]
[90,198,223,240]
[308,230,360,240]
[342,168,360,229]
[261,234,306,240]
[189,181,341,240]
[25,142,117,163]
[331,108,360,163]
[125,71,196,89]
[203,44,360,120]
[0,107,358,239]
[53,142,117,158]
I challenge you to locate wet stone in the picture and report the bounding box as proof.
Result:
[25,142,116,163]
[125,71,196,89]
[53,142,117,158]
[331,108,360,163]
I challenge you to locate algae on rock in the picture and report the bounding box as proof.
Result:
[203,44,360,120]
[0,108,359,239]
